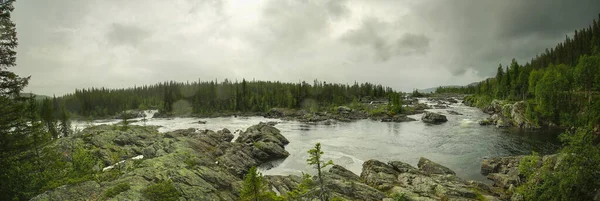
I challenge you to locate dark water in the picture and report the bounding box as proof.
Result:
[264,101,561,182]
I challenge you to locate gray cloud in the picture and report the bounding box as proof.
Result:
[341,18,430,61]
[10,0,600,95]
[412,0,600,76]
[106,23,149,46]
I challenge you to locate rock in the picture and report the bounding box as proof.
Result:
[496,118,511,128]
[447,110,463,115]
[336,106,353,114]
[388,161,418,173]
[265,108,285,118]
[483,100,504,114]
[434,103,448,109]
[381,115,417,123]
[417,157,455,175]
[479,118,493,125]
[360,160,399,190]
[235,122,289,147]
[510,101,540,129]
[446,98,458,103]
[31,181,101,201]
[197,120,207,124]
[329,165,361,181]
[421,112,448,124]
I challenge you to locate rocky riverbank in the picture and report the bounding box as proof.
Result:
[32,122,505,201]
[464,97,539,129]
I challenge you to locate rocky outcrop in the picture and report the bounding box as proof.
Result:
[481,154,559,193]
[381,114,417,122]
[32,123,291,201]
[360,158,500,200]
[421,112,448,124]
[418,157,456,175]
[32,123,504,201]
[478,100,540,129]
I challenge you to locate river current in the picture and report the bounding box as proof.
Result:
[72,99,560,182]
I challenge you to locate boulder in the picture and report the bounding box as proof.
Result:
[381,115,417,123]
[360,160,399,190]
[417,157,455,175]
[483,100,504,114]
[235,122,289,147]
[479,118,493,125]
[336,106,353,114]
[421,112,448,124]
[447,110,463,115]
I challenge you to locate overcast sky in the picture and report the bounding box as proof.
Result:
[12,0,600,96]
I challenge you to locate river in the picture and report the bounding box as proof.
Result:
[72,99,560,182]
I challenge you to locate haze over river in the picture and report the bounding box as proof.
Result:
[73,100,560,182]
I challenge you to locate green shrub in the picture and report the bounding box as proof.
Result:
[102,183,130,200]
[142,180,181,201]
[517,128,600,201]
[391,193,407,201]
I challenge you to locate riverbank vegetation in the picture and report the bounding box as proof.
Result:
[437,14,600,130]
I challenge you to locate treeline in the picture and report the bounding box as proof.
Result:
[58,79,398,118]
[437,14,600,128]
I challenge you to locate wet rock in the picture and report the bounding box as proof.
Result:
[235,122,289,147]
[381,115,417,122]
[479,118,493,125]
[447,110,463,115]
[197,120,207,124]
[417,157,455,175]
[421,112,448,124]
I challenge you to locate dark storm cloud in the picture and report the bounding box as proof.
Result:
[499,0,600,39]
[341,18,430,61]
[413,0,600,76]
[106,23,149,46]
[10,0,600,95]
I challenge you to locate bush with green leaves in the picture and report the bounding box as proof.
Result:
[517,128,600,201]
[142,180,181,201]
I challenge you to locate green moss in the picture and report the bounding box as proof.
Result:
[142,180,181,201]
[102,183,130,200]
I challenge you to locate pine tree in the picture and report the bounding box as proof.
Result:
[58,104,70,137]
[307,143,334,201]
[240,166,281,201]
[0,1,39,199]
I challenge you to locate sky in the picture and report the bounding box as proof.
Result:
[12,0,600,96]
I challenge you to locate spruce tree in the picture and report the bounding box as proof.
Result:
[307,143,334,201]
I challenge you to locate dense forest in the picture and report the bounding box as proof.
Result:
[56,79,397,118]
[437,14,600,129]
